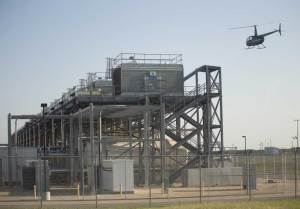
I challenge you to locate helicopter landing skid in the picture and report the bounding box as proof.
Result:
[256,44,266,49]
[245,44,266,49]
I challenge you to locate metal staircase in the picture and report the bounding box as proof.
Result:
[164,65,224,184]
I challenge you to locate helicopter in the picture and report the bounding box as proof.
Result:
[231,23,282,49]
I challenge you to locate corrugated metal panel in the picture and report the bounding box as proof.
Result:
[102,159,134,192]
[113,63,184,96]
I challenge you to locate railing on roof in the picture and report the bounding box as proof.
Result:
[105,53,183,79]
[47,72,110,113]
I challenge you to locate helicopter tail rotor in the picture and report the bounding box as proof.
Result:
[279,23,282,36]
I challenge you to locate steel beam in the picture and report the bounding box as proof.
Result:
[11,115,69,120]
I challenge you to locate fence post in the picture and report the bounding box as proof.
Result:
[34,185,37,199]
[125,159,127,199]
[284,152,287,187]
[39,157,42,209]
[248,151,251,201]
[77,184,80,198]
[199,154,202,203]
[246,153,249,195]
[263,155,266,182]
[273,155,276,180]
[120,184,123,197]
[295,148,298,199]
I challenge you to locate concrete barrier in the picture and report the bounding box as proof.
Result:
[187,167,243,187]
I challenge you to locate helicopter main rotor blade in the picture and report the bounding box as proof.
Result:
[229,25,256,30]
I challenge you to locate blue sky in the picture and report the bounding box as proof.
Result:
[0,0,299,149]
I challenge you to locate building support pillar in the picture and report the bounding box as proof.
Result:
[143,98,150,188]
[89,103,95,194]
[29,127,32,147]
[98,110,103,193]
[51,119,55,146]
[33,125,36,147]
[61,110,65,148]
[69,116,74,185]
[128,118,133,158]
[14,119,18,147]
[38,123,41,148]
[78,109,84,195]
[8,113,12,183]
[138,120,143,186]
[160,103,167,193]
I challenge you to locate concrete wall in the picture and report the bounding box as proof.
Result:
[187,167,243,187]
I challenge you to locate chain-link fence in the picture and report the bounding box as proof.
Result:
[0,150,299,208]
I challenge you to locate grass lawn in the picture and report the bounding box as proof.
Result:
[17,199,300,209]
[152,199,300,209]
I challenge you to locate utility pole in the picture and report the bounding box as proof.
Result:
[294,119,299,199]
[242,136,247,154]
[41,103,47,200]
[295,119,299,148]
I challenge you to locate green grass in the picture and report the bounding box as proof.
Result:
[29,199,300,209]
[156,199,300,209]
[119,199,300,209]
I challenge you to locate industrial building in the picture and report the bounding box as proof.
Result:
[5,53,224,194]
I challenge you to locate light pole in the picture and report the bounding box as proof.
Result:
[294,119,299,148]
[294,120,299,199]
[242,135,250,196]
[242,136,247,154]
[41,103,47,200]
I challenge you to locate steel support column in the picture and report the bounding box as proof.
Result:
[7,113,12,183]
[69,117,74,185]
[144,110,150,188]
[14,119,18,147]
[128,118,133,158]
[89,103,95,194]
[38,123,41,148]
[98,110,103,193]
[160,103,167,193]
[33,125,36,147]
[78,109,84,195]
[51,119,55,146]
[61,110,65,148]
[29,127,31,147]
